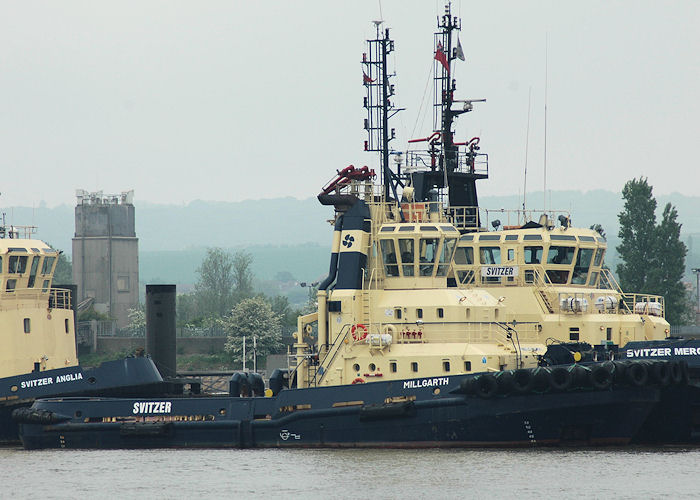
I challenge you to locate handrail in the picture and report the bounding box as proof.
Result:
[311,324,352,386]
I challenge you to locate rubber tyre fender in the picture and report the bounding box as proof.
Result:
[458,377,475,395]
[511,369,534,395]
[625,361,648,387]
[611,360,629,385]
[531,367,551,393]
[679,360,690,385]
[651,361,671,387]
[570,364,592,389]
[495,370,515,395]
[590,364,613,390]
[548,366,573,392]
[669,360,683,385]
[474,374,499,399]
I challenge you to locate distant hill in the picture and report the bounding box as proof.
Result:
[6,190,700,287]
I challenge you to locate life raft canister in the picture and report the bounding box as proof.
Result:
[351,323,368,341]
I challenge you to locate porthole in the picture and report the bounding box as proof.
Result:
[369,363,376,371]
[353,363,360,372]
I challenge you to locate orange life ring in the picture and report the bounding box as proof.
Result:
[352,377,365,384]
[351,323,368,341]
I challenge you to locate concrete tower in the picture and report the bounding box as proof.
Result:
[72,190,139,328]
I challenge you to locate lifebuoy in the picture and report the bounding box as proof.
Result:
[351,377,365,384]
[351,323,368,341]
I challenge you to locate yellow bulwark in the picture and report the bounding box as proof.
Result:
[293,179,669,389]
[0,235,77,379]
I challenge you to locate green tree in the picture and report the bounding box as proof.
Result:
[232,250,254,303]
[126,304,146,337]
[617,178,658,293]
[651,203,688,324]
[222,296,283,366]
[617,177,689,324]
[194,248,235,318]
[46,244,73,284]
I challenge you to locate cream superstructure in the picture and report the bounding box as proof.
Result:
[0,229,76,379]
[293,185,668,389]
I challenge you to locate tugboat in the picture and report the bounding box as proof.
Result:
[0,220,179,444]
[15,4,679,450]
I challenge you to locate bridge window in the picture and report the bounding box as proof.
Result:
[547,246,575,265]
[398,239,415,276]
[546,270,569,284]
[524,246,543,264]
[479,247,501,265]
[589,272,599,287]
[419,238,439,276]
[0,256,3,271]
[28,257,39,288]
[437,238,456,276]
[454,247,474,265]
[572,248,594,284]
[6,279,16,292]
[523,234,542,241]
[594,249,605,267]
[8,255,28,274]
[42,280,50,292]
[380,239,399,277]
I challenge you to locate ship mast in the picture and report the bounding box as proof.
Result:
[362,22,403,206]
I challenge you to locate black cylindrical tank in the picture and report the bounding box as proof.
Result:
[145,284,177,378]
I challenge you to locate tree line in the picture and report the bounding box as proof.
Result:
[175,248,312,366]
[616,177,693,325]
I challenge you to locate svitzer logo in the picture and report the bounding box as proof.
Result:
[342,234,355,248]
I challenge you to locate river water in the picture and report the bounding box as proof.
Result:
[2,446,699,499]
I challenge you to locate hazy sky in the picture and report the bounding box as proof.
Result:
[1,1,698,208]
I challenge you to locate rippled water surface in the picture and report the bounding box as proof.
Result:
[2,446,699,499]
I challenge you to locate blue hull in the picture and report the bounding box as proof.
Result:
[18,372,660,449]
[1,357,165,444]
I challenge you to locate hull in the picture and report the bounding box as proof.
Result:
[620,339,700,443]
[1,357,167,444]
[18,371,659,449]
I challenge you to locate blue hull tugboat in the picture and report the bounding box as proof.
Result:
[15,3,689,449]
